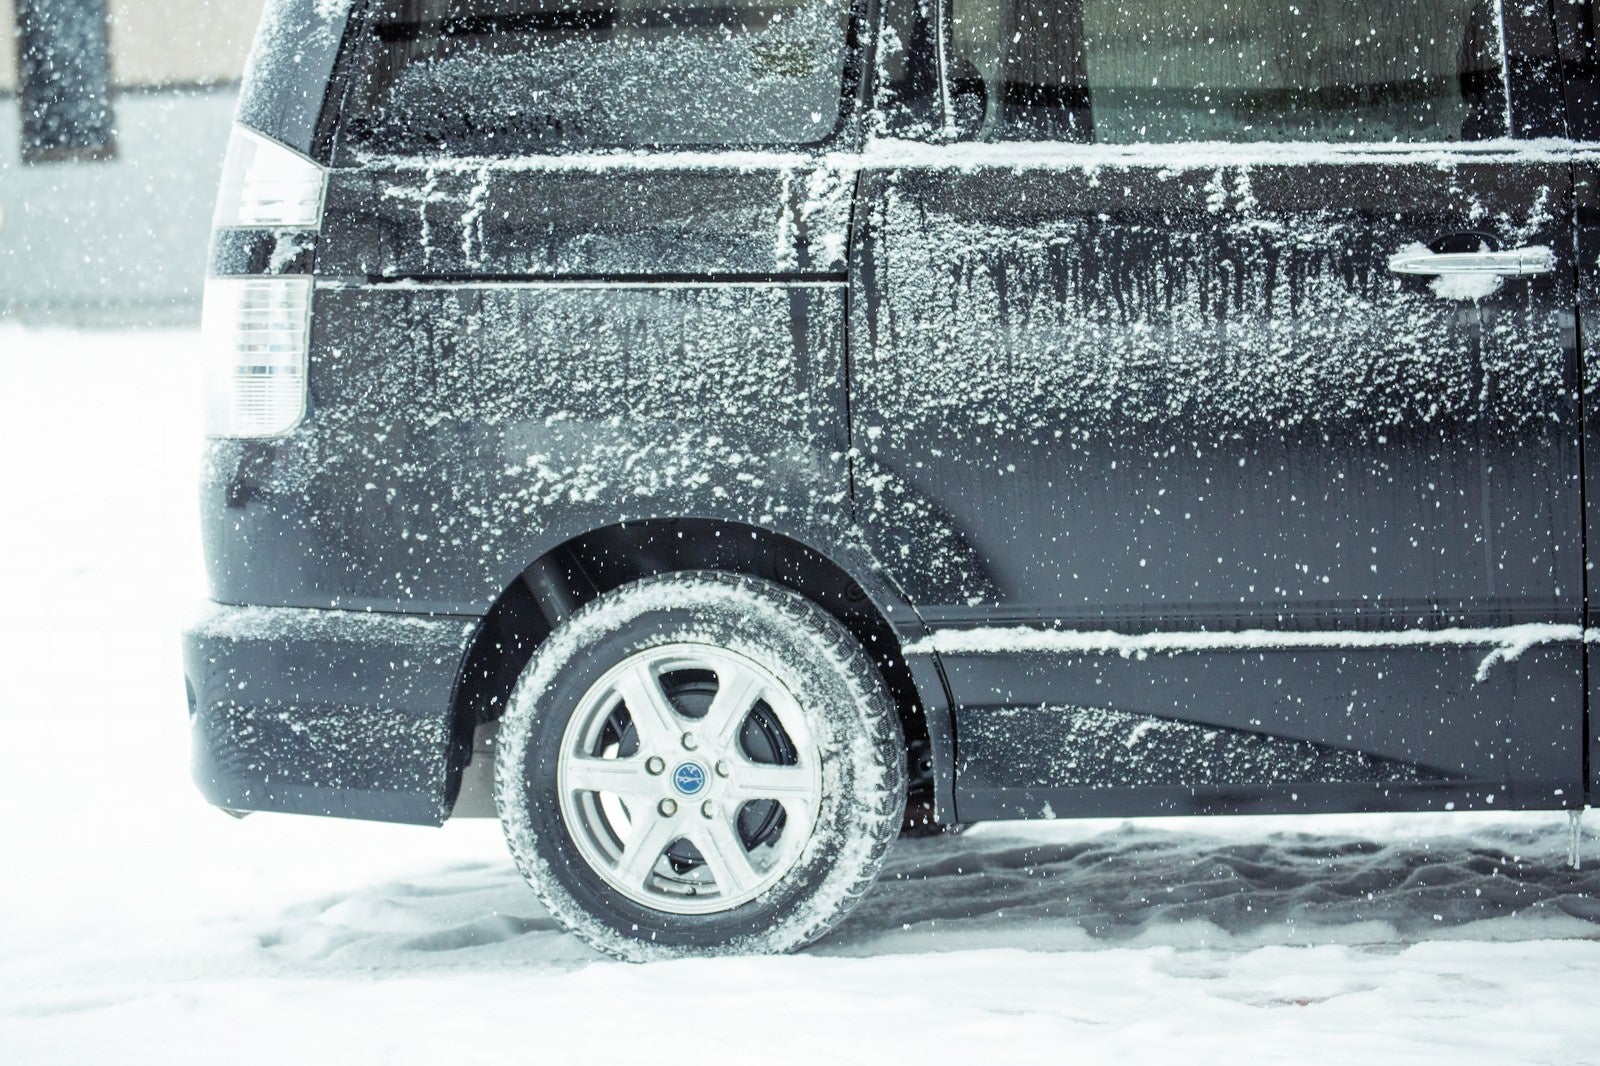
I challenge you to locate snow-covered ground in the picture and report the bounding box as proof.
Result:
[1,327,1597,1064]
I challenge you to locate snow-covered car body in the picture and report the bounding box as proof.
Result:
[186,0,1600,840]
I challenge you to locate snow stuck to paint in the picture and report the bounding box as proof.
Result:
[848,145,1576,607]
[265,229,316,275]
[958,704,1434,791]
[201,280,862,610]
[860,137,1590,172]
[860,161,1567,439]
[343,154,855,278]
[360,148,833,173]
[908,623,1588,682]
[1430,270,1507,302]
[349,138,1600,175]
[190,603,476,645]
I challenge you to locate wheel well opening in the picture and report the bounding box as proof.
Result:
[447,520,933,817]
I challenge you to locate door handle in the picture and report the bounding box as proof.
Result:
[1388,245,1555,277]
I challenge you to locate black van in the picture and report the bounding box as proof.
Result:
[185,0,1600,958]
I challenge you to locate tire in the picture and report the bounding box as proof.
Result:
[494,571,905,960]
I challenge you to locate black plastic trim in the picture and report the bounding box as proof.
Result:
[184,604,477,825]
[957,779,1580,822]
[209,228,318,276]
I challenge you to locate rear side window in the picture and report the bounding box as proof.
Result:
[948,0,1508,143]
[333,0,855,157]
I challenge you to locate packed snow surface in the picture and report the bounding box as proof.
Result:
[1,327,1597,1063]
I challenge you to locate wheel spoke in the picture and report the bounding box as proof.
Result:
[554,640,826,917]
[768,799,813,867]
[693,817,762,898]
[727,761,815,804]
[701,664,766,753]
[613,662,681,753]
[563,756,658,799]
[613,809,682,891]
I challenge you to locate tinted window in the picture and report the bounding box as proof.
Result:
[336,0,854,156]
[948,0,1507,143]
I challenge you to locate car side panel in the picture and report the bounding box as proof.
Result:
[853,7,1584,818]
[317,160,855,279]
[1557,2,1600,803]
[202,281,854,613]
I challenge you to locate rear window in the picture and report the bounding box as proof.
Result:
[332,0,856,157]
[948,0,1508,143]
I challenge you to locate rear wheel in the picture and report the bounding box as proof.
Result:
[494,571,904,960]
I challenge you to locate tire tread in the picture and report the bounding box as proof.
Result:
[494,570,905,960]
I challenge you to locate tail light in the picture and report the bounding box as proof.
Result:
[205,125,325,438]
[213,125,326,229]
[202,277,312,438]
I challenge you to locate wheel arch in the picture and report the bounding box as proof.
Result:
[445,517,956,825]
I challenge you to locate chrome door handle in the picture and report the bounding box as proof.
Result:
[1388,245,1555,277]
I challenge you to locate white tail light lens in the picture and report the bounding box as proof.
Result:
[202,277,312,438]
[212,125,327,228]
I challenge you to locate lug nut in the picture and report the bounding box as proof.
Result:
[701,800,716,819]
[714,760,730,778]
[681,732,699,751]
[645,756,665,775]
[658,798,678,817]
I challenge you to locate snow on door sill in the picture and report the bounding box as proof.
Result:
[905,622,1594,683]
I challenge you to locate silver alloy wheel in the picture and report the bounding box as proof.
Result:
[556,642,823,915]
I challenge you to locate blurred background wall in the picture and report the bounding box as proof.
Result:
[1,1,269,325]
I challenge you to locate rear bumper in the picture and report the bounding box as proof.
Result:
[183,604,478,825]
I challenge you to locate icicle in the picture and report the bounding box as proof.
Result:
[1568,809,1584,871]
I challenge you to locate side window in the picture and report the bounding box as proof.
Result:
[333,0,855,157]
[947,0,1508,143]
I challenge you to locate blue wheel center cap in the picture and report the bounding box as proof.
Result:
[672,761,708,796]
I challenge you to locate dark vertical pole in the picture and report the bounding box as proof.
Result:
[15,0,116,163]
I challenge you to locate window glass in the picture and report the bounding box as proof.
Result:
[336,0,854,156]
[947,0,1507,143]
